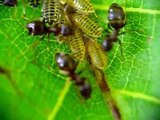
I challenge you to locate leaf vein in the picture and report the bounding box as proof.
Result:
[94,5,160,15]
[47,79,71,120]
[114,89,160,104]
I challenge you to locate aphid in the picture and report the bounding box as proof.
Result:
[42,0,62,26]
[73,14,102,38]
[59,0,66,5]
[28,0,39,7]
[102,3,126,52]
[86,40,107,69]
[68,0,95,13]
[3,0,17,6]
[67,30,85,62]
[26,20,73,37]
[55,52,91,99]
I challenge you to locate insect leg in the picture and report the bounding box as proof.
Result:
[117,38,123,57]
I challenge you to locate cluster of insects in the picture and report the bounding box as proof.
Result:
[0,0,127,120]
[25,1,126,120]
[26,0,105,99]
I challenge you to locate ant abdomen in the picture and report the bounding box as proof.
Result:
[3,0,17,6]
[102,38,113,51]
[108,3,126,29]
[27,21,46,35]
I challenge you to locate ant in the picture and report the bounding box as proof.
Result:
[102,3,126,54]
[26,20,73,38]
[3,0,17,6]
[55,52,91,99]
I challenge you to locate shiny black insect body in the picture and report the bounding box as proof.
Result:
[102,3,126,53]
[3,0,17,6]
[55,53,91,99]
[26,20,73,37]
[26,20,60,36]
[28,0,39,7]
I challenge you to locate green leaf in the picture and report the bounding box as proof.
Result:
[0,0,160,120]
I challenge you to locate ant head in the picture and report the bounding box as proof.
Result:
[26,21,45,35]
[55,53,77,72]
[79,84,91,99]
[60,24,73,36]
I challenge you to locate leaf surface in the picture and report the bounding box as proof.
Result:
[0,0,160,120]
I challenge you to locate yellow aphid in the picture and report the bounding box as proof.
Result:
[73,14,102,38]
[42,0,62,26]
[59,0,67,5]
[86,40,107,69]
[68,31,85,62]
[68,0,95,13]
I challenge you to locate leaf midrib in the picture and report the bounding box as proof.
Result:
[93,4,160,14]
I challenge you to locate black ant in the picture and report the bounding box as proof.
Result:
[26,20,73,38]
[55,52,91,99]
[102,3,126,54]
[3,0,17,6]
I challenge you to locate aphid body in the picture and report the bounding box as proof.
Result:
[28,0,39,7]
[59,0,66,5]
[67,30,85,62]
[68,0,95,13]
[42,0,62,26]
[73,14,102,38]
[87,40,107,69]
[55,53,91,99]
